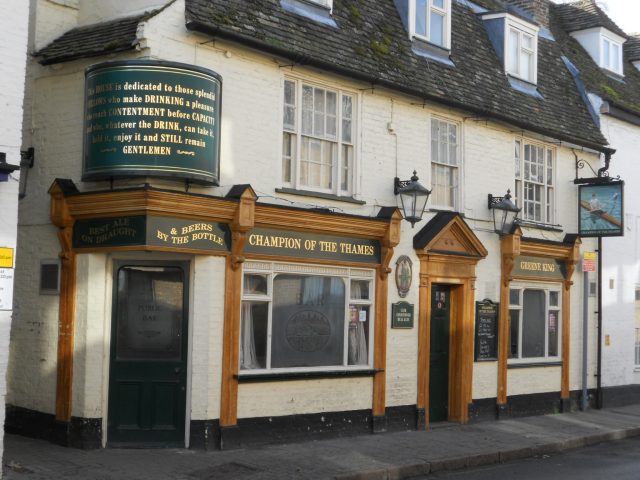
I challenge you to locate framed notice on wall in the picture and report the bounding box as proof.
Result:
[474,299,498,362]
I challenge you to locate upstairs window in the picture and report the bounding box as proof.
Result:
[411,0,452,49]
[430,118,460,210]
[282,78,356,195]
[506,20,538,84]
[514,139,555,224]
[602,35,623,75]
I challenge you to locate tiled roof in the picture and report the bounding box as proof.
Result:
[554,0,627,38]
[35,11,160,65]
[551,4,640,117]
[184,0,608,151]
[626,34,640,62]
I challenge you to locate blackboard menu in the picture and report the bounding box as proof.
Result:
[474,300,499,361]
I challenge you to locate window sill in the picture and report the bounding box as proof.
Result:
[515,220,564,232]
[236,368,381,383]
[276,187,366,205]
[508,361,562,369]
[411,37,454,67]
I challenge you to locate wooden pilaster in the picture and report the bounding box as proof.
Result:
[220,187,256,427]
[497,230,520,406]
[372,211,401,418]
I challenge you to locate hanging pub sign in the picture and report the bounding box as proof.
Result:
[73,215,231,252]
[578,181,624,237]
[83,60,222,184]
[474,299,498,361]
[245,228,380,264]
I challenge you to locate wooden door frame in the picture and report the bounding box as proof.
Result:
[414,213,487,428]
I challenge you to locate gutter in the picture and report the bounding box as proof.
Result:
[185,19,613,155]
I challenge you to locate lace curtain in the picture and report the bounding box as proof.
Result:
[348,281,368,365]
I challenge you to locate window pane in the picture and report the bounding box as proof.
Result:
[302,86,313,135]
[116,267,184,361]
[509,289,520,305]
[548,309,559,357]
[612,43,620,71]
[348,305,369,365]
[430,11,444,46]
[521,50,532,81]
[515,140,521,178]
[244,274,268,296]
[283,80,296,131]
[351,279,370,300]
[282,133,294,183]
[509,29,519,73]
[522,289,545,358]
[509,309,520,358]
[271,275,345,368]
[240,301,268,369]
[522,32,533,50]
[549,291,559,307]
[603,38,610,67]
[341,144,352,191]
[342,95,353,143]
[433,0,444,8]
[416,0,427,36]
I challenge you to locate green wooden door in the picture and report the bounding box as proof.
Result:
[108,262,189,447]
[429,285,450,423]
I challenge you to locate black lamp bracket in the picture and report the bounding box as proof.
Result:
[20,147,35,168]
[487,193,505,209]
[394,177,411,195]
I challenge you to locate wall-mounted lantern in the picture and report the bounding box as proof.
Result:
[488,189,520,235]
[394,171,432,227]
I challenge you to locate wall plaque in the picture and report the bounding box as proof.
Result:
[83,60,222,184]
[474,299,498,361]
[73,215,230,252]
[245,228,380,264]
[391,302,414,329]
[395,255,412,298]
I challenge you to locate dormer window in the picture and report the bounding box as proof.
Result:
[570,28,626,77]
[410,0,452,49]
[602,35,622,75]
[308,0,331,10]
[506,19,538,84]
[482,13,539,86]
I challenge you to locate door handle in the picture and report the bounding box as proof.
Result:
[174,367,181,373]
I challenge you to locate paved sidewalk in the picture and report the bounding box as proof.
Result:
[4,405,640,479]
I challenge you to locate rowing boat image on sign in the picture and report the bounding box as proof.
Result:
[578,182,624,237]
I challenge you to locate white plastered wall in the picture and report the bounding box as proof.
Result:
[598,114,640,387]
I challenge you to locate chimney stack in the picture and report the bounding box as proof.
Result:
[504,0,550,27]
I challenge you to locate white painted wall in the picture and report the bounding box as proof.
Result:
[598,112,640,388]
[0,0,29,469]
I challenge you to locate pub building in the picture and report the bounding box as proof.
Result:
[8,0,611,449]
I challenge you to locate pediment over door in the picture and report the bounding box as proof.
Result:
[413,212,488,258]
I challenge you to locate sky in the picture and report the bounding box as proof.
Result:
[553,0,640,34]
[597,0,640,34]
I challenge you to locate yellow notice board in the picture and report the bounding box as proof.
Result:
[0,248,14,268]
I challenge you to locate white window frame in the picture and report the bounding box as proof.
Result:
[239,261,375,374]
[505,16,538,84]
[409,0,452,49]
[282,77,357,196]
[514,139,555,225]
[429,116,461,210]
[508,282,562,364]
[601,34,623,75]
